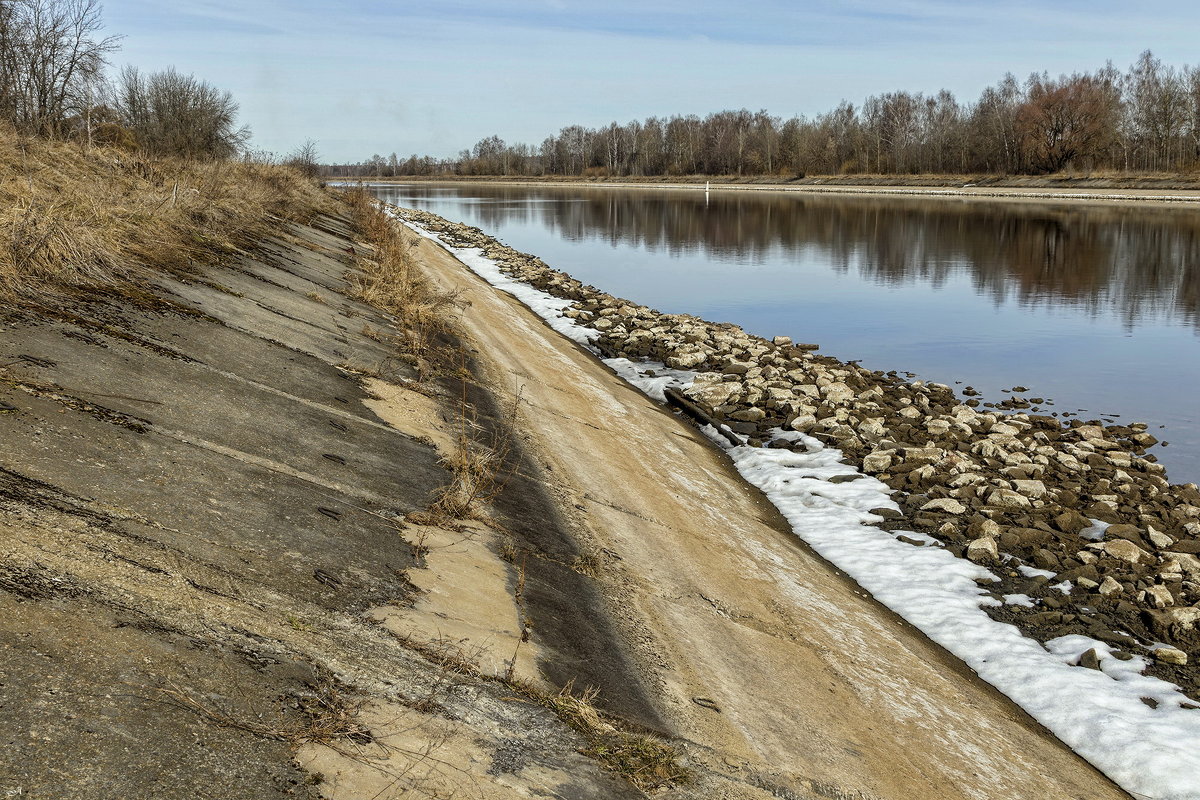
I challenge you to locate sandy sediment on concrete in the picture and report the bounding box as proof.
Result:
[0,213,645,800]
[401,223,1130,799]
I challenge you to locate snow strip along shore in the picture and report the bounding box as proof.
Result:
[389,205,1200,800]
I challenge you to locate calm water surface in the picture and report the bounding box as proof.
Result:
[366,183,1200,484]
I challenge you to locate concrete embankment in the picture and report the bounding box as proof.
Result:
[0,211,651,799]
[0,200,1136,799]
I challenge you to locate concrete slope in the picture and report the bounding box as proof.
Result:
[0,214,646,800]
[406,228,1130,800]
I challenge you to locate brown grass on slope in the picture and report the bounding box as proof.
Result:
[341,187,463,376]
[0,129,333,301]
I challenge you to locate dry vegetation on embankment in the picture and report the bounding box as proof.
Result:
[0,131,332,301]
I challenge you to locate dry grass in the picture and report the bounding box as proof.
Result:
[389,630,690,791]
[516,681,690,792]
[342,187,463,377]
[414,380,520,526]
[157,676,373,749]
[0,128,333,302]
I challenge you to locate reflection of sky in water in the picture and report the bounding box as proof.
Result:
[367,183,1200,484]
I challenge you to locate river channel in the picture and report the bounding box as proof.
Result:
[365,182,1200,485]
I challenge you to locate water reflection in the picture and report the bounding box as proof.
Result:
[394,184,1200,330]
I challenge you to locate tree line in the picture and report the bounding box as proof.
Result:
[0,0,263,160]
[333,52,1200,178]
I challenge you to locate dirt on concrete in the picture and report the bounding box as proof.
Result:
[403,225,1132,799]
[0,212,647,800]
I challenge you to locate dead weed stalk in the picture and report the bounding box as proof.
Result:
[156,676,372,749]
[415,375,522,526]
[509,679,690,792]
[387,627,689,792]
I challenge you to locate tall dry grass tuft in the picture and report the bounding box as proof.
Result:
[0,129,333,302]
[342,187,462,376]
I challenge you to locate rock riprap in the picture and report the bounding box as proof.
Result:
[396,206,1200,699]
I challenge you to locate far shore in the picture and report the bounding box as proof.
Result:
[330,174,1200,207]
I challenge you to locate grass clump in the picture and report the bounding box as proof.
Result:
[0,131,333,302]
[157,676,373,749]
[523,682,689,791]
[342,187,461,377]
[390,630,690,792]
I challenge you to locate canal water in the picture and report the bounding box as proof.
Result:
[364,182,1200,485]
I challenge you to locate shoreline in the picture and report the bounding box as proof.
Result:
[395,207,1134,799]
[331,176,1200,207]
[392,201,1200,799]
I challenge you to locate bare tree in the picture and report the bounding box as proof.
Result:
[1016,72,1120,173]
[347,53,1200,178]
[0,0,120,136]
[286,138,321,178]
[111,65,249,158]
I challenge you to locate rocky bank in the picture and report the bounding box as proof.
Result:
[396,206,1200,701]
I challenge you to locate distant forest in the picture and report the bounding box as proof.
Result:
[332,51,1200,178]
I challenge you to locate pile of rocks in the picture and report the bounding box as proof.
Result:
[398,207,1200,697]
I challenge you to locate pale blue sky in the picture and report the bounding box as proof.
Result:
[101,1,1200,161]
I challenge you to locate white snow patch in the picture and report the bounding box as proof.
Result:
[602,357,695,403]
[1017,565,1057,579]
[397,212,1200,800]
[395,216,598,347]
[1004,594,1037,608]
[1080,519,1111,541]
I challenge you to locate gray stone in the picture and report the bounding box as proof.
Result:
[729,407,766,423]
[1102,539,1152,565]
[987,487,1033,510]
[1078,648,1102,670]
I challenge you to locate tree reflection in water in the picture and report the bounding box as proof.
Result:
[412,185,1200,331]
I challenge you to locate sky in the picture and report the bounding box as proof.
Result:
[101,1,1200,163]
